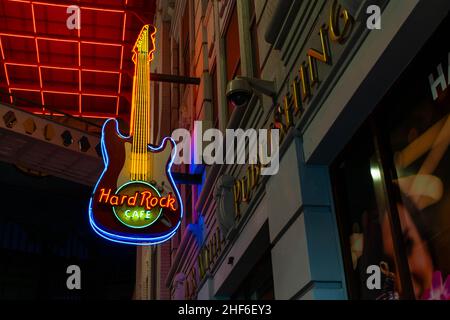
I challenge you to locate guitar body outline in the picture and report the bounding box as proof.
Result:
[89,118,183,245]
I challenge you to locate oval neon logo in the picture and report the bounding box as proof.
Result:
[112,181,163,229]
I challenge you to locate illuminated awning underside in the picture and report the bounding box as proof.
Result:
[0,0,156,120]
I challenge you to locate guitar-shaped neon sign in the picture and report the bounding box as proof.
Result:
[89,25,183,245]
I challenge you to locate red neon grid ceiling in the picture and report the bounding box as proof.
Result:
[0,0,156,120]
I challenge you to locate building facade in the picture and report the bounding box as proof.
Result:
[150,0,450,300]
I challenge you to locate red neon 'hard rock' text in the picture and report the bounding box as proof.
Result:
[98,188,177,212]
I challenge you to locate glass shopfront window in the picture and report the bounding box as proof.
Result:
[333,15,450,300]
[333,125,401,299]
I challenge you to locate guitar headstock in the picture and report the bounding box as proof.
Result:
[132,24,157,64]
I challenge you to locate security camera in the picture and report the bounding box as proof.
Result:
[226,76,276,108]
[226,78,252,108]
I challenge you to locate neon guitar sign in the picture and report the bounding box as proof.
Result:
[89,25,183,245]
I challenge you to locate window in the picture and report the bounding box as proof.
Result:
[182,4,190,78]
[185,186,193,225]
[182,164,192,226]
[211,65,219,128]
[384,45,450,300]
[249,0,261,77]
[332,124,401,300]
[224,4,241,119]
[332,15,450,300]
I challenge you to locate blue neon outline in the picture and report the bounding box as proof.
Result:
[89,209,178,245]
[88,118,183,245]
[89,197,180,243]
[89,215,177,246]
